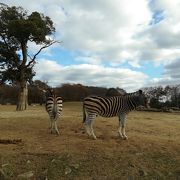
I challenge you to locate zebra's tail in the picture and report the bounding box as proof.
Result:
[83,103,86,123]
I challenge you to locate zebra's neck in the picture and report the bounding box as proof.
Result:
[124,95,140,111]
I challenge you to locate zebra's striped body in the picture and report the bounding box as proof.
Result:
[45,89,62,135]
[83,90,149,139]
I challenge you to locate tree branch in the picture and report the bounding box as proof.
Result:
[26,40,62,67]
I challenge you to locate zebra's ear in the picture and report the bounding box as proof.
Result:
[139,89,143,94]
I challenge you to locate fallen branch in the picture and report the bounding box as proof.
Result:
[0,138,22,144]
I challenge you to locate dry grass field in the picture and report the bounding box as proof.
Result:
[0,102,180,180]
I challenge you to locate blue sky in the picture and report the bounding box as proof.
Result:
[2,0,180,92]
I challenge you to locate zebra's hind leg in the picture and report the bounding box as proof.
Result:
[118,113,128,140]
[50,119,54,134]
[88,113,97,140]
[49,119,53,129]
[90,121,97,140]
[118,121,123,139]
[54,120,60,135]
[85,124,91,137]
[84,116,92,137]
[84,113,97,139]
[50,118,59,135]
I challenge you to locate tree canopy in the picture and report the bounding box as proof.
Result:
[0,5,57,110]
[0,5,55,85]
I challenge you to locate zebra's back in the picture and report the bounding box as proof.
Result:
[46,96,63,119]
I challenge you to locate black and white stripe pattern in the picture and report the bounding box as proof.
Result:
[83,90,149,139]
[45,89,62,135]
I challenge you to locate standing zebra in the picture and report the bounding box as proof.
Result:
[45,88,63,135]
[83,90,149,140]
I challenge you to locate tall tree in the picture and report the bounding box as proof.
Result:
[0,5,57,110]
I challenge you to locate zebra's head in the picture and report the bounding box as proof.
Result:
[137,90,150,108]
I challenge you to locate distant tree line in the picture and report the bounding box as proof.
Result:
[143,85,180,109]
[0,81,109,105]
[0,80,180,109]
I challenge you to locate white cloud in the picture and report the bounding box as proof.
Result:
[2,0,180,89]
[149,58,180,87]
[75,56,102,65]
[56,0,152,62]
[27,42,53,58]
[35,59,148,92]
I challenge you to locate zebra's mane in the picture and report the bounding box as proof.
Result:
[87,90,143,100]
[107,90,140,98]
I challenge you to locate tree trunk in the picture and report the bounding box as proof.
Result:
[16,83,28,111]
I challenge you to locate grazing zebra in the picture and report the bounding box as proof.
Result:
[45,88,63,135]
[83,90,149,140]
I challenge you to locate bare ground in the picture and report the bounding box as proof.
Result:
[0,102,180,179]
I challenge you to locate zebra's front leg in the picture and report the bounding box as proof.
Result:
[118,121,123,139]
[121,125,128,140]
[118,114,128,140]
[118,126,128,140]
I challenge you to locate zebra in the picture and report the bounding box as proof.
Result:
[83,90,149,140]
[44,88,63,135]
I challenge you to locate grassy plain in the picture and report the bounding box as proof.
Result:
[0,102,180,179]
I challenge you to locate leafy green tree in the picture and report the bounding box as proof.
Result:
[0,5,57,110]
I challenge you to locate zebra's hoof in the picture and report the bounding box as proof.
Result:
[123,136,128,140]
[119,135,128,140]
[118,134,124,139]
[56,132,60,135]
